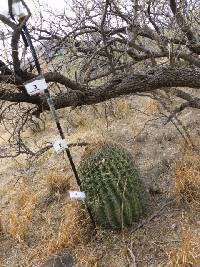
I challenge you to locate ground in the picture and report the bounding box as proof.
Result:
[0,93,199,267]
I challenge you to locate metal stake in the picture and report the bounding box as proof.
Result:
[8,0,96,232]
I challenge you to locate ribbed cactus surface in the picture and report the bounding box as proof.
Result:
[78,143,147,228]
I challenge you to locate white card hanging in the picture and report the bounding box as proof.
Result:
[24,75,47,95]
[53,138,68,153]
[69,191,86,201]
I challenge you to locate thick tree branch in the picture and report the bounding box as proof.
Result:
[44,72,86,92]
[0,60,13,75]
[171,88,200,109]
[11,14,31,76]
[1,67,199,112]
[0,14,17,29]
[1,0,200,159]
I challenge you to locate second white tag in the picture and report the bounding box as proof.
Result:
[53,139,68,153]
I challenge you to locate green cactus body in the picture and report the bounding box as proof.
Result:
[78,144,147,229]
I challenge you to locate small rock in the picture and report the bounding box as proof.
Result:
[40,253,74,267]
[148,185,162,195]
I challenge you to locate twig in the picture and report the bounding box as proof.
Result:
[33,141,90,158]
[131,198,174,234]
[127,247,137,267]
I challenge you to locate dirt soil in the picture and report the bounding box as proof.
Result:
[0,94,200,267]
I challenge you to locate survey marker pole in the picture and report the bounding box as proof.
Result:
[8,0,96,231]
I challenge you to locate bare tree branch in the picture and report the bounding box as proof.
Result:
[0,0,200,157]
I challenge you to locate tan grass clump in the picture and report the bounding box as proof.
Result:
[173,150,200,209]
[167,229,200,266]
[48,201,90,253]
[45,169,70,197]
[7,191,37,241]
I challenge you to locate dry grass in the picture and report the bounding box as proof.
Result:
[48,201,90,253]
[73,232,129,267]
[7,190,38,241]
[82,140,108,157]
[1,171,91,266]
[113,99,132,119]
[167,228,200,267]
[173,150,200,209]
[146,101,161,115]
[66,98,133,133]
[75,246,100,267]
[45,169,71,197]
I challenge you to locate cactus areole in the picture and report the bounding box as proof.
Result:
[78,144,148,229]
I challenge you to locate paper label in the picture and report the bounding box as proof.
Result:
[69,191,86,200]
[24,75,47,95]
[53,139,68,153]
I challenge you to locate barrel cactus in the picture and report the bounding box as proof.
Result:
[78,143,148,229]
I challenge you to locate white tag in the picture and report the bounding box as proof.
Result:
[24,75,47,95]
[69,191,86,200]
[53,139,68,153]
[12,2,27,19]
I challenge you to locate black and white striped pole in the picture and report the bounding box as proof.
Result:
[8,0,96,231]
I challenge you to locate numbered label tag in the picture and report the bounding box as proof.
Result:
[53,139,68,153]
[24,75,47,95]
[69,191,86,200]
